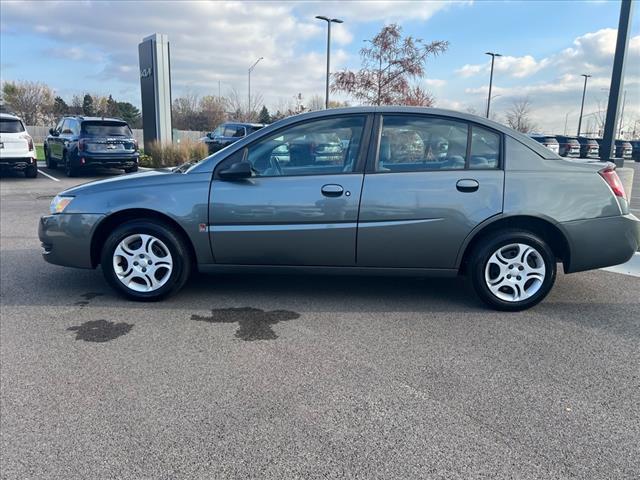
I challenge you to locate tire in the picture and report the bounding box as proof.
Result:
[100,220,192,301]
[25,166,38,178]
[63,153,76,177]
[469,229,557,311]
[124,166,138,173]
[45,146,57,169]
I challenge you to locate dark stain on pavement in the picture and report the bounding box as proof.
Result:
[67,320,133,343]
[191,307,300,341]
[74,292,104,306]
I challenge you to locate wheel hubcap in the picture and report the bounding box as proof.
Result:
[484,243,546,302]
[112,234,173,292]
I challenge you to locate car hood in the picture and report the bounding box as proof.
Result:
[61,169,175,196]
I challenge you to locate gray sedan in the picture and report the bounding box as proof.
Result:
[39,107,640,311]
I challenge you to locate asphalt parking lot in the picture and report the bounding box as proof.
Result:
[1,163,639,479]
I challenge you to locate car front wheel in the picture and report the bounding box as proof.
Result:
[470,230,556,311]
[100,220,192,301]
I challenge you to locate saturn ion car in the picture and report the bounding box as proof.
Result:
[39,107,639,311]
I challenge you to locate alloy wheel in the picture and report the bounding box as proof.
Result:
[112,234,173,292]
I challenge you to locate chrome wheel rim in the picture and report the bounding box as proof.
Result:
[484,243,546,303]
[112,234,173,293]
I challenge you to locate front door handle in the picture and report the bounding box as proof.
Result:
[321,184,344,197]
[456,179,479,193]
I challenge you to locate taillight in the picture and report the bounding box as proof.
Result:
[20,134,34,151]
[599,165,626,199]
[133,139,138,151]
[78,139,85,151]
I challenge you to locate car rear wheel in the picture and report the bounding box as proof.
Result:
[44,146,57,169]
[469,230,556,311]
[63,153,76,177]
[100,220,191,301]
[25,165,38,178]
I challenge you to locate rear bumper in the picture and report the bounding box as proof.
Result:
[0,157,37,171]
[38,213,104,268]
[71,153,139,169]
[562,214,640,273]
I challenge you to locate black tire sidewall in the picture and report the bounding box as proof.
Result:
[25,166,38,178]
[100,220,191,301]
[471,230,556,311]
[64,153,76,177]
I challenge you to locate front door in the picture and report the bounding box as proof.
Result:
[209,114,371,266]
[357,114,504,269]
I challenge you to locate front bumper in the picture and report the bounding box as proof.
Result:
[38,213,105,268]
[562,213,640,273]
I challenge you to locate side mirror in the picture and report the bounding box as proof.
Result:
[207,132,213,139]
[49,128,56,136]
[218,161,252,180]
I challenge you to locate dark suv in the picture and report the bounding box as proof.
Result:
[203,122,265,154]
[555,135,581,157]
[44,116,139,177]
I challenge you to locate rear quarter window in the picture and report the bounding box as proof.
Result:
[0,119,25,133]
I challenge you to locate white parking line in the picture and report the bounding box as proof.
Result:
[601,252,640,278]
[38,169,60,182]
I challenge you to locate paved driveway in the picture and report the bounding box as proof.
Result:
[1,164,638,479]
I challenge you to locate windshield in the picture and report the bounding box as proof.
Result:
[0,118,25,133]
[81,121,132,137]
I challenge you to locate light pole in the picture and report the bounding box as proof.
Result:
[316,15,343,109]
[485,51,502,118]
[248,56,263,116]
[576,74,591,136]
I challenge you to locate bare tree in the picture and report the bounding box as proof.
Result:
[308,94,325,112]
[2,80,54,125]
[505,97,537,133]
[199,95,227,130]
[332,24,448,106]
[227,88,263,122]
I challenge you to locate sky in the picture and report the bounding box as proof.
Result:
[1,0,639,134]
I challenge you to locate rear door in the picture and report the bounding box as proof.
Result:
[357,114,504,269]
[209,114,371,265]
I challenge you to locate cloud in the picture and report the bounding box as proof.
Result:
[456,29,640,80]
[424,78,446,88]
[0,1,359,107]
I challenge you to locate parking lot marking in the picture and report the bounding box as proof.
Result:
[38,169,60,182]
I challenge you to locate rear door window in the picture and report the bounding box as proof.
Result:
[375,115,469,172]
[469,126,500,169]
[81,122,132,137]
[0,118,25,133]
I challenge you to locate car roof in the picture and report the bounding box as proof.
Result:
[0,112,21,121]
[63,116,127,123]
[224,122,265,128]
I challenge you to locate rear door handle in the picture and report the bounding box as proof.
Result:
[456,179,479,192]
[321,184,344,197]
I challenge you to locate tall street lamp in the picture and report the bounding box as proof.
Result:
[485,51,502,118]
[316,15,343,109]
[576,74,591,136]
[248,56,263,115]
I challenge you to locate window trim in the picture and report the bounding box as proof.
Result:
[213,113,374,180]
[366,113,504,174]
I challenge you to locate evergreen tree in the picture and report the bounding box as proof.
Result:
[52,96,69,116]
[106,94,119,117]
[257,105,272,124]
[116,102,142,128]
[82,94,95,116]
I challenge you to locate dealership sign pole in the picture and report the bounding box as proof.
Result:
[138,34,173,152]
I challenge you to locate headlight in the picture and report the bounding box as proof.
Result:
[50,195,74,214]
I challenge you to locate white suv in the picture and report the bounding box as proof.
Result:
[0,113,38,178]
